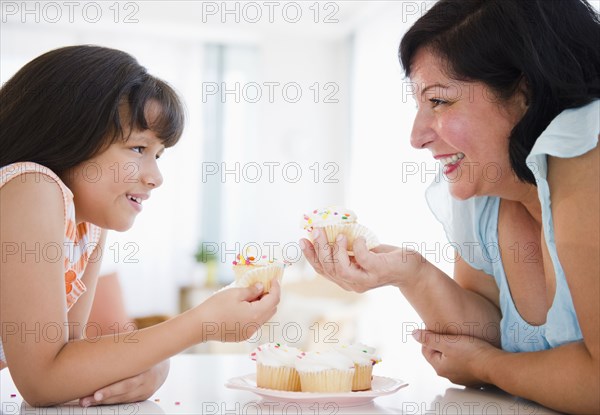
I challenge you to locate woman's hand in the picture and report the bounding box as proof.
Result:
[79,360,170,407]
[197,280,281,342]
[412,329,500,387]
[300,229,425,293]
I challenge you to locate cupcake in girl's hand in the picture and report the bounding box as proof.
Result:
[295,350,355,392]
[302,206,379,255]
[334,343,381,391]
[232,254,286,293]
[251,343,302,391]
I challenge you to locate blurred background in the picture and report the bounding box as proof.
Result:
[9,0,587,358]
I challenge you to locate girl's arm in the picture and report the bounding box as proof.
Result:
[66,230,106,340]
[301,234,501,343]
[0,174,280,406]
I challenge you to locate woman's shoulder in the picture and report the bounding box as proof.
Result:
[528,100,599,162]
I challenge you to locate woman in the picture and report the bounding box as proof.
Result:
[300,0,599,413]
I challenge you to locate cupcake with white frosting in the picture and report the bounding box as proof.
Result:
[302,206,379,255]
[251,343,302,391]
[232,254,286,294]
[334,343,381,391]
[295,350,355,392]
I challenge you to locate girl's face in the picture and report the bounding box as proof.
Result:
[64,124,165,231]
[409,49,527,200]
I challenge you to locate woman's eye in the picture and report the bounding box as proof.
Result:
[429,98,447,108]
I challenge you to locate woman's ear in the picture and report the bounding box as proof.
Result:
[516,76,530,110]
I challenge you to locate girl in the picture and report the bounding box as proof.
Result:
[301,0,599,413]
[0,45,280,407]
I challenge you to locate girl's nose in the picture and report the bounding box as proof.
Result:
[142,161,163,188]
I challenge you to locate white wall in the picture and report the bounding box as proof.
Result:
[7,0,589,357]
[0,1,354,317]
[346,1,448,359]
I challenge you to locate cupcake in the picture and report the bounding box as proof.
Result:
[295,350,355,392]
[302,206,379,255]
[334,343,381,391]
[232,254,285,293]
[251,343,302,391]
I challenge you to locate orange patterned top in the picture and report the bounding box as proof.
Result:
[0,162,102,365]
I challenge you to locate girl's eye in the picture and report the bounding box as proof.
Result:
[132,146,145,154]
[429,98,447,108]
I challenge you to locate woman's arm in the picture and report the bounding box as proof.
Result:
[482,342,598,414]
[486,145,598,413]
[400,254,502,347]
[419,145,600,414]
[301,233,501,343]
[0,174,280,406]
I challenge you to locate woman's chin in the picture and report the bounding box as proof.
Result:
[449,184,476,201]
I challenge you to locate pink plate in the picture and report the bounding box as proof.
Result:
[225,374,408,407]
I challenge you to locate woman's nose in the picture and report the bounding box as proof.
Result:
[410,110,436,150]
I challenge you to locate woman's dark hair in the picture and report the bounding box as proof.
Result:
[0,45,185,175]
[400,0,600,184]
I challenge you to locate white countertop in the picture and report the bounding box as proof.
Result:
[0,353,561,414]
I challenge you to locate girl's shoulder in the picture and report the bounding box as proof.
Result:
[1,162,72,193]
[0,162,72,226]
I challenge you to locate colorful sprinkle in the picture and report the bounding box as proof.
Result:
[10,394,16,398]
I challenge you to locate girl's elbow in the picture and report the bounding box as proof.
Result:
[21,389,60,407]
[16,379,67,407]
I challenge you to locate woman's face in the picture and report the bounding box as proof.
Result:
[409,49,527,200]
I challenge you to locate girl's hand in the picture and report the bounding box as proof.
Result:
[79,360,170,407]
[300,229,424,293]
[198,279,281,342]
[412,329,500,387]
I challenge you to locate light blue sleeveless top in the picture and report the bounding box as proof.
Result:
[425,100,599,352]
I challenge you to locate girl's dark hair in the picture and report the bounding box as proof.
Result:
[400,0,600,184]
[0,45,185,175]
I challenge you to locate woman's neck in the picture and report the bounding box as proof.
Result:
[500,181,542,226]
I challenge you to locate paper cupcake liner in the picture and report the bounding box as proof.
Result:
[256,364,301,392]
[352,363,374,391]
[312,223,379,256]
[298,369,355,393]
[234,263,284,293]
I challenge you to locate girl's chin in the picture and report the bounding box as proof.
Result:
[98,217,136,232]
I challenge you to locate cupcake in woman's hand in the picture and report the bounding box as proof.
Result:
[302,206,379,255]
[232,253,286,293]
[251,343,302,391]
[334,343,381,391]
[295,350,356,392]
